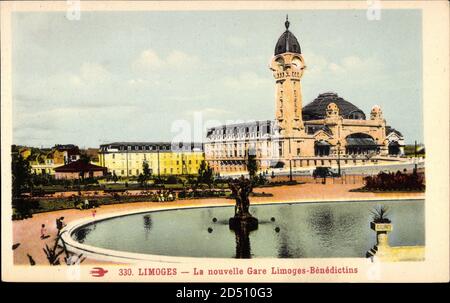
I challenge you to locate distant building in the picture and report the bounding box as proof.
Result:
[53,144,81,164]
[18,147,32,159]
[205,17,405,174]
[28,144,81,175]
[98,142,204,177]
[54,160,107,180]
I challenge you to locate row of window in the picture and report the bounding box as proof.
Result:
[108,159,199,166]
[207,132,273,141]
[103,144,202,152]
[208,125,272,136]
[112,167,195,176]
[109,153,202,160]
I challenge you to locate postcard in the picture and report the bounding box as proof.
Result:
[1,1,449,284]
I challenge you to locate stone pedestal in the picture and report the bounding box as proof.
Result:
[367,222,393,259]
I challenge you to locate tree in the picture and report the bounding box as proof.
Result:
[79,152,91,164]
[197,160,214,188]
[112,171,118,184]
[137,161,152,187]
[12,154,34,219]
[246,152,258,181]
[143,162,152,180]
[12,154,32,197]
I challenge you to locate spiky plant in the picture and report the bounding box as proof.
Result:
[371,205,391,223]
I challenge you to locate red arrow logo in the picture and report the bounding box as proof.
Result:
[90,267,108,277]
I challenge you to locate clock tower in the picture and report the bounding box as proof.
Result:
[270,16,306,137]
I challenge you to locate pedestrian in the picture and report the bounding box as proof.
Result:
[56,217,66,231]
[84,199,90,209]
[92,209,97,219]
[40,224,48,239]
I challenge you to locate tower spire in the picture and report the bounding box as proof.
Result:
[285,14,290,30]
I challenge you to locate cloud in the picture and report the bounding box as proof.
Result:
[329,56,384,74]
[132,49,200,72]
[17,62,112,98]
[223,55,267,67]
[222,72,271,90]
[79,62,112,83]
[328,62,345,73]
[56,62,113,88]
[304,51,384,79]
[127,77,161,87]
[132,49,164,70]
[166,50,199,67]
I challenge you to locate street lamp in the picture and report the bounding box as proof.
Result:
[289,158,293,182]
[414,140,417,174]
[337,141,341,177]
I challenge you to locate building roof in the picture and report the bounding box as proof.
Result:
[206,120,275,138]
[302,92,366,121]
[54,159,106,173]
[385,126,403,137]
[54,144,78,150]
[274,16,301,55]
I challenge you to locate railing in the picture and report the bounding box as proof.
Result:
[269,174,366,185]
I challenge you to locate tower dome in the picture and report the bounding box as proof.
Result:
[274,15,302,55]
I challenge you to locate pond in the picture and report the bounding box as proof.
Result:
[72,199,424,258]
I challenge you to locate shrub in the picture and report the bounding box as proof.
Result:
[363,171,425,191]
[166,175,179,184]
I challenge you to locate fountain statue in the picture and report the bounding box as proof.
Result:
[228,176,258,231]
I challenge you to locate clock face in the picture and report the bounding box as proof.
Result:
[275,58,285,70]
[292,57,302,69]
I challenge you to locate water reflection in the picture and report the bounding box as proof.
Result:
[73,225,94,243]
[233,223,252,259]
[143,215,153,231]
[143,215,153,241]
[308,207,335,236]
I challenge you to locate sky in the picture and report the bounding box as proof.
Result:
[12,9,423,148]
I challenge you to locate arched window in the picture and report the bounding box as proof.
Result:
[347,111,366,120]
[314,141,330,157]
[345,133,377,155]
[388,141,401,155]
